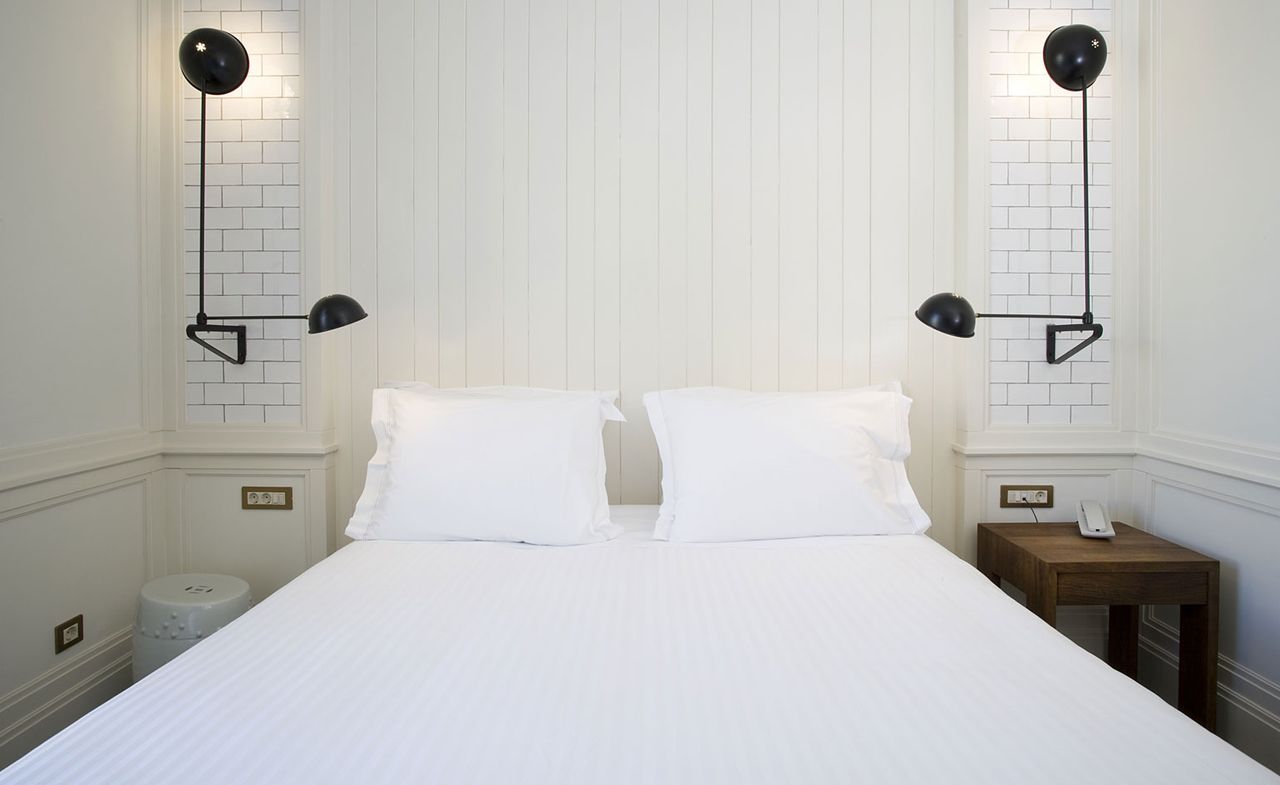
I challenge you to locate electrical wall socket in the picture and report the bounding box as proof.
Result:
[241,486,293,510]
[54,614,84,654]
[999,484,1054,509]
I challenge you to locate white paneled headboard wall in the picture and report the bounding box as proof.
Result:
[321,0,959,540]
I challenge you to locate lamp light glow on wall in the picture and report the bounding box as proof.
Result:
[915,24,1106,365]
[180,28,366,365]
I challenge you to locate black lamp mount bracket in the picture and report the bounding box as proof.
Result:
[1045,322,1103,364]
[186,314,312,365]
[974,312,1103,365]
[186,320,247,365]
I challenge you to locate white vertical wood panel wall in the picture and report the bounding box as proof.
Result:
[333,0,956,523]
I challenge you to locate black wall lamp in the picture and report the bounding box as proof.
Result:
[180,28,366,364]
[916,24,1107,364]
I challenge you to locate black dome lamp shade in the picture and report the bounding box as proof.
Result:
[308,294,368,334]
[1043,24,1107,91]
[179,28,250,95]
[181,29,368,364]
[914,24,1106,365]
[915,293,977,339]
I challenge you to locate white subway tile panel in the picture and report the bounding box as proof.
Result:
[988,0,1111,426]
[186,2,301,425]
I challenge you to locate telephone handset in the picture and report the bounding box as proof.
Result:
[1077,500,1115,539]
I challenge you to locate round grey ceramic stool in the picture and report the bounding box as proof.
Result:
[132,573,251,682]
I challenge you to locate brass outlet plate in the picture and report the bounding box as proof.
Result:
[55,614,84,654]
[241,486,293,510]
[999,484,1055,509]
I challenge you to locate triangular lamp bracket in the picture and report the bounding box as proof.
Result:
[186,323,247,365]
[1046,322,1103,365]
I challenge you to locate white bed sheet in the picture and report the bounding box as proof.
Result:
[2,506,1275,784]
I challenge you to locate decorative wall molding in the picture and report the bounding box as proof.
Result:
[0,479,150,537]
[1141,612,1280,736]
[955,429,1132,456]
[1140,433,1280,493]
[0,431,162,497]
[0,630,133,769]
[956,430,1280,494]
[1140,618,1280,772]
[0,432,335,513]
[163,430,337,459]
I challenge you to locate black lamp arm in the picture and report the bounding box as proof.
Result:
[976,312,1083,321]
[198,89,207,319]
[205,314,309,321]
[1080,76,1092,323]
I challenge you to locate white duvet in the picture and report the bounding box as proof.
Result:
[2,507,1275,784]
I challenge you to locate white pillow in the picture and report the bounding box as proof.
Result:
[644,385,929,542]
[346,386,624,545]
[648,381,903,534]
[378,383,620,531]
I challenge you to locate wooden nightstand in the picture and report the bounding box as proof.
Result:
[976,521,1220,730]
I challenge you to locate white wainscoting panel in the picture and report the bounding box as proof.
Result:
[1142,480,1279,676]
[180,472,311,602]
[0,463,156,768]
[327,0,958,535]
[0,428,333,768]
[1130,461,1280,774]
[979,469,1116,525]
[0,482,148,702]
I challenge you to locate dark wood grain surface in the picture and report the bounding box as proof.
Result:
[977,521,1220,730]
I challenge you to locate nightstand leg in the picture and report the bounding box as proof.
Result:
[1178,586,1219,731]
[1106,604,1139,679]
[1031,566,1057,627]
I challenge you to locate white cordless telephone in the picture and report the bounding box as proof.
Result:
[1077,500,1115,539]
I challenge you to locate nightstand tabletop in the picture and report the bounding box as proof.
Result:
[977,521,1217,571]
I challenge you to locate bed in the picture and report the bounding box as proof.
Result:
[2,506,1275,784]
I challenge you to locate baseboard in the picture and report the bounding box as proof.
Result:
[0,629,133,771]
[1138,618,1280,774]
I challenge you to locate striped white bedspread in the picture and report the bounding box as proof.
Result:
[3,506,1275,784]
